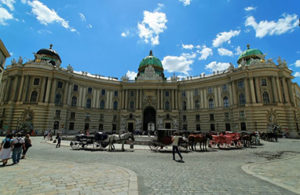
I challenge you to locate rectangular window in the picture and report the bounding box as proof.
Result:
[261,79,267,86]
[33,78,40,85]
[240,111,245,118]
[100,114,104,121]
[57,81,63,89]
[55,110,61,119]
[241,122,246,131]
[165,91,169,97]
[113,115,117,122]
[99,124,104,130]
[225,123,231,131]
[112,124,117,131]
[88,87,92,94]
[69,122,74,130]
[73,84,78,91]
[182,91,186,97]
[194,89,198,96]
[224,112,229,120]
[196,114,200,121]
[114,91,118,97]
[183,124,188,130]
[238,80,244,89]
[208,87,213,94]
[222,84,227,91]
[70,112,75,120]
[183,115,187,122]
[210,124,215,131]
[0,120,3,129]
[196,124,201,131]
[209,114,214,121]
[130,90,134,96]
[101,89,105,96]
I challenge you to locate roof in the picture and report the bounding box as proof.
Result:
[37,44,61,62]
[0,39,10,57]
[237,45,263,63]
[138,50,163,70]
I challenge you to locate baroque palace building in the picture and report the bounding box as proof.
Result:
[0,44,299,136]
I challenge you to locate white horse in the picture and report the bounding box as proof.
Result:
[108,132,135,151]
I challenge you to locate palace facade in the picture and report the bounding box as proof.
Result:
[0,45,299,136]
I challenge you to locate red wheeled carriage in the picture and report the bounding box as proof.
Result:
[209,132,242,149]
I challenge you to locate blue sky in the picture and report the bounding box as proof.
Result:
[0,0,300,84]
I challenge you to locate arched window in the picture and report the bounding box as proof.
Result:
[130,101,134,109]
[263,92,270,104]
[223,96,229,108]
[86,98,91,108]
[71,96,77,106]
[209,98,214,109]
[182,101,187,110]
[100,100,105,109]
[165,101,170,110]
[55,94,62,105]
[239,93,246,105]
[113,101,118,110]
[195,100,200,110]
[30,91,38,103]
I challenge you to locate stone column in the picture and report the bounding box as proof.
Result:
[17,76,25,102]
[282,78,289,103]
[231,81,237,105]
[4,77,12,101]
[38,77,46,102]
[249,78,256,104]
[173,90,175,110]
[157,89,160,110]
[287,79,295,105]
[245,79,250,104]
[136,89,139,109]
[0,79,6,102]
[139,89,142,109]
[255,78,261,103]
[45,77,52,103]
[125,89,128,109]
[63,82,69,104]
[218,87,222,107]
[50,79,56,103]
[203,90,207,108]
[276,77,283,103]
[67,83,72,106]
[24,76,31,102]
[271,77,278,103]
[11,76,19,101]
[174,89,177,110]
[160,89,163,110]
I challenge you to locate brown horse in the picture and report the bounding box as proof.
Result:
[188,133,211,151]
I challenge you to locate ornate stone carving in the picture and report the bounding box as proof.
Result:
[172,119,178,130]
[11,58,17,65]
[67,64,73,72]
[143,95,157,107]
[18,56,23,64]
[137,66,162,81]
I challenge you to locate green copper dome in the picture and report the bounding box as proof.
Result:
[138,50,163,71]
[237,44,263,64]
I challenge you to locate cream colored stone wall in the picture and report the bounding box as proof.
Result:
[0,59,299,135]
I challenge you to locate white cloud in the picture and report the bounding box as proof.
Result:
[154,3,164,12]
[205,61,230,72]
[121,30,129,37]
[182,44,194,49]
[235,46,242,55]
[181,52,196,59]
[295,60,300,67]
[212,30,240,47]
[198,46,213,60]
[37,29,52,34]
[294,72,300,77]
[244,6,256,12]
[0,7,13,25]
[162,54,194,75]
[87,24,92,29]
[21,0,26,3]
[126,71,137,80]
[245,14,298,38]
[28,0,76,32]
[0,0,15,11]
[138,10,167,45]
[218,48,233,56]
[79,13,86,22]
[9,52,13,56]
[179,0,191,6]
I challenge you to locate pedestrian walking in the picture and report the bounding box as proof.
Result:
[172,132,184,162]
[12,133,25,164]
[43,130,48,140]
[0,134,13,166]
[56,133,61,148]
[21,134,32,159]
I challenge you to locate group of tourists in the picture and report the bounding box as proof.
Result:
[0,133,32,166]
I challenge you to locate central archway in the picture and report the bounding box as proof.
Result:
[143,106,156,132]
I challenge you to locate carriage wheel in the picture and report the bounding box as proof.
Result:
[70,141,80,150]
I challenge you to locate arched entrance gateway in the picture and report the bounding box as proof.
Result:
[143,107,156,133]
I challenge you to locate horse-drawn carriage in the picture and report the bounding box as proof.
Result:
[148,129,188,151]
[70,131,134,151]
[209,132,243,149]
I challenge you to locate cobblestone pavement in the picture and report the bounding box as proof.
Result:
[242,154,300,194]
[0,158,137,195]
[1,137,300,195]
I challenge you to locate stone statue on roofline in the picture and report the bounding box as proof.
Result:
[18,56,23,64]
[67,64,73,72]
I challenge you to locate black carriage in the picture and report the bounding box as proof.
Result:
[70,132,109,150]
[148,129,178,151]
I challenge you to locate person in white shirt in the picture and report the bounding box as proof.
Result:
[172,132,183,162]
